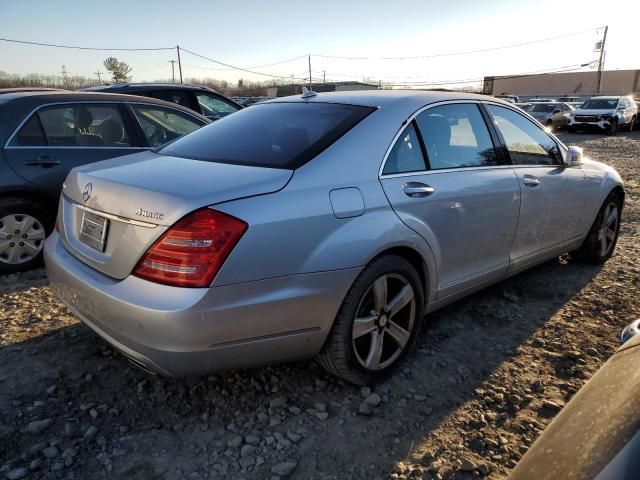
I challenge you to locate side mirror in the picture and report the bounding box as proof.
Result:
[564,146,583,167]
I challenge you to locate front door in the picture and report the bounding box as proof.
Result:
[4,103,144,193]
[380,102,521,299]
[486,104,586,267]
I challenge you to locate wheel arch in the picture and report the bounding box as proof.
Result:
[365,245,432,308]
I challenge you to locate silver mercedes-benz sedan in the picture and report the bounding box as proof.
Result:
[44,90,624,385]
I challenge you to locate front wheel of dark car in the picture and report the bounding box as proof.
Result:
[572,192,622,265]
[316,254,424,385]
[606,118,618,135]
[0,198,52,275]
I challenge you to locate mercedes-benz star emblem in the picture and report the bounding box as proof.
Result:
[82,183,92,202]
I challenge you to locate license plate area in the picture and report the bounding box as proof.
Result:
[79,210,109,252]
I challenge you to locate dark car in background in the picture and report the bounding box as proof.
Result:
[0,91,209,273]
[83,83,242,121]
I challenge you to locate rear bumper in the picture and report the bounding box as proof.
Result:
[44,232,360,376]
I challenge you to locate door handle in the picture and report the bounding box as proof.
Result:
[403,182,435,198]
[24,156,61,168]
[522,174,541,187]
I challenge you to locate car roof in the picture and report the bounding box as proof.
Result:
[0,91,209,143]
[589,96,622,99]
[83,83,217,93]
[266,89,511,110]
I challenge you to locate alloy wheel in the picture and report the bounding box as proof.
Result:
[597,202,618,257]
[0,214,46,265]
[351,273,416,371]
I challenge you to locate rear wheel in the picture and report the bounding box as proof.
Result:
[0,198,52,275]
[316,255,424,385]
[573,192,621,264]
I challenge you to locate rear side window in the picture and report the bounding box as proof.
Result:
[16,115,47,146]
[488,105,561,166]
[382,122,426,175]
[150,90,192,109]
[196,93,240,120]
[160,102,375,169]
[415,104,498,170]
[13,104,130,147]
[132,105,203,147]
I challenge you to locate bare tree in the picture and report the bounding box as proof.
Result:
[103,57,132,84]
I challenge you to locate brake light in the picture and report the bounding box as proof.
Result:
[132,208,247,288]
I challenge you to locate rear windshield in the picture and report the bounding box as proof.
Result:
[581,99,618,110]
[530,104,555,113]
[159,102,375,169]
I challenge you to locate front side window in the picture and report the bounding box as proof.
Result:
[160,102,375,169]
[13,104,130,147]
[488,105,561,166]
[415,103,498,170]
[131,106,203,147]
[196,94,240,120]
[382,122,426,175]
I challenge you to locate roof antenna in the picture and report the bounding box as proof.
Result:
[301,86,317,99]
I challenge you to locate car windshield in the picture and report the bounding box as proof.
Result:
[160,102,375,169]
[581,99,618,109]
[530,104,555,113]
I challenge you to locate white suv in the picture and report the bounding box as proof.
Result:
[568,96,637,134]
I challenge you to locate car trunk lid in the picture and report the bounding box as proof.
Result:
[59,150,292,280]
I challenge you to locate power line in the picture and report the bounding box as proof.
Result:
[311,29,596,60]
[183,55,308,71]
[179,47,308,81]
[0,37,173,51]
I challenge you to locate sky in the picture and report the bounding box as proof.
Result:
[1,0,639,88]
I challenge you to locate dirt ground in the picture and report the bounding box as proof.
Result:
[1,131,639,480]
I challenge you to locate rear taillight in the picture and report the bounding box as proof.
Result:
[132,208,247,288]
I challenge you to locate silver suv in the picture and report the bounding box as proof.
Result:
[568,96,637,134]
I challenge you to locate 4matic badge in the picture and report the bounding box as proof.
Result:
[135,208,164,221]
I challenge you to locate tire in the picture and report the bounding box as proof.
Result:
[566,126,576,133]
[607,118,618,135]
[545,119,554,132]
[0,198,53,275]
[316,254,425,385]
[572,192,622,264]
[630,116,636,132]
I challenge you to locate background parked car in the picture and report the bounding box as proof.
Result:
[0,91,209,273]
[510,319,640,480]
[568,95,637,134]
[526,102,574,131]
[84,83,242,121]
[556,95,582,103]
[495,94,519,103]
[527,97,556,103]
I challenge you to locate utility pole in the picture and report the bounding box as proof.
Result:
[176,45,183,83]
[596,25,608,94]
[323,70,326,84]
[94,70,103,84]
[308,55,312,90]
[168,60,177,83]
[60,65,68,88]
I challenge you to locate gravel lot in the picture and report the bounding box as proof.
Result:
[1,131,639,480]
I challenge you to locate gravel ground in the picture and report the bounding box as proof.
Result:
[1,131,639,480]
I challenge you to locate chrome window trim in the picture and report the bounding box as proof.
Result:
[67,197,158,228]
[378,99,505,178]
[4,100,205,149]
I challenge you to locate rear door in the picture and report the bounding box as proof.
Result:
[4,102,144,192]
[380,102,521,299]
[486,104,586,267]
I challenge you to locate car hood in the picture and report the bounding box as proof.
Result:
[572,108,616,116]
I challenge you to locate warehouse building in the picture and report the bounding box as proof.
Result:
[483,69,640,100]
